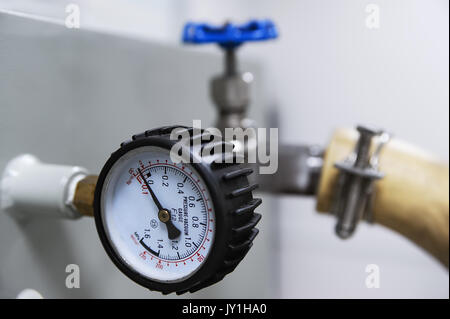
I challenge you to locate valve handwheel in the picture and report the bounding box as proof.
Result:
[182,19,278,48]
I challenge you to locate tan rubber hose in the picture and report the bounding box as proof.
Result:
[317,128,449,268]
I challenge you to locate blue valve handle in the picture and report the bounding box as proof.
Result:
[182,19,278,49]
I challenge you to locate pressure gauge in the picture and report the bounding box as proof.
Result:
[94,126,261,294]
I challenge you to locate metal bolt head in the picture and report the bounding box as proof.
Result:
[158,209,170,223]
[356,125,382,138]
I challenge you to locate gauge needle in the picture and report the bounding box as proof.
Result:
[138,168,181,240]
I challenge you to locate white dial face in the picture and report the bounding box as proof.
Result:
[100,146,215,283]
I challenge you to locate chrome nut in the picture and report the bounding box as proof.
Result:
[210,73,252,112]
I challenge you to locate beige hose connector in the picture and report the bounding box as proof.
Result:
[317,128,449,268]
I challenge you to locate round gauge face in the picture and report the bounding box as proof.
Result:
[100,146,215,283]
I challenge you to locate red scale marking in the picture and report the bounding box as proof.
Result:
[133,161,214,264]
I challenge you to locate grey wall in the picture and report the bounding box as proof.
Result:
[0,12,273,298]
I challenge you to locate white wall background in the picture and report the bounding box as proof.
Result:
[1,0,448,298]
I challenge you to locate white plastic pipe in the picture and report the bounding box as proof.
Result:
[16,289,44,299]
[0,154,89,219]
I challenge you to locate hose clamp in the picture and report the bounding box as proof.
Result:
[332,125,391,238]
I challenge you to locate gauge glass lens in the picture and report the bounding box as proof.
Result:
[101,146,215,283]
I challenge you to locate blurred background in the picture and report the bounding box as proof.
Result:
[0,0,448,298]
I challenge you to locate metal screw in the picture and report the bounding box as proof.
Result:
[354,126,381,168]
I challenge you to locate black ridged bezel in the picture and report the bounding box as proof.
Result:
[93,126,262,294]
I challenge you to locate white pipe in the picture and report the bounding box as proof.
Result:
[0,154,89,219]
[16,289,44,299]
